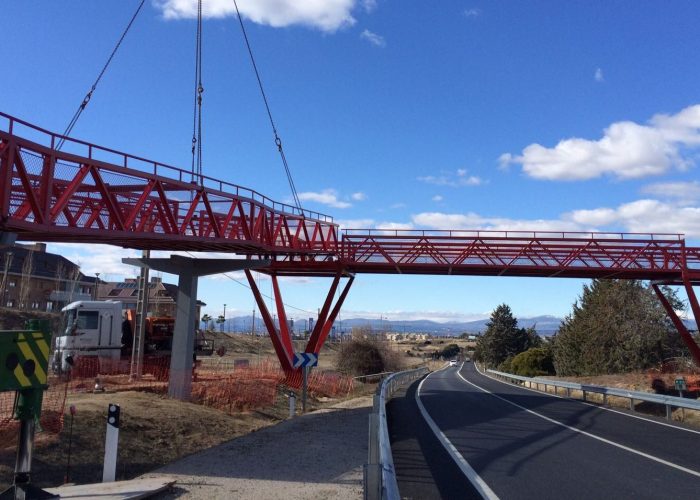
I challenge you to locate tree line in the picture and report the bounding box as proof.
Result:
[474,280,691,377]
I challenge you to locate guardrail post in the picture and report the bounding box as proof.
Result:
[603,394,607,406]
[629,398,634,412]
[666,405,672,420]
[365,413,381,500]
[583,391,587,402]
[566,387,571,398]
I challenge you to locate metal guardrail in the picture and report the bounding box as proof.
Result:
[487,369,700,419]
[365,366,429,500]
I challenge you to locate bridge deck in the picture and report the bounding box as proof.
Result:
[2,112,700,282]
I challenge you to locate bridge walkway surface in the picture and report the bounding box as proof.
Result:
[142,396,371,499]
[390,363,700,499]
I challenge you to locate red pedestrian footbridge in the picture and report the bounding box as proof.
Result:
[2,112,700,375]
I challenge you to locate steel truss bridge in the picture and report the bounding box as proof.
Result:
[2,111,700,375]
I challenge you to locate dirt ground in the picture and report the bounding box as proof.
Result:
[537,371,700,427]
[0,391,281,490]
[4,333,696,493]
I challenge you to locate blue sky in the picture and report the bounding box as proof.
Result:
[3,1,700,323]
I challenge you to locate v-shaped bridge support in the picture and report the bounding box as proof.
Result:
[244,269,354,375]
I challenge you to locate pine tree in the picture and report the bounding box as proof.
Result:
[552,280,687,375]
[475,304,530,367]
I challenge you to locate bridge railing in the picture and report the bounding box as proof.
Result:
[0,111,333,223]
[365,365,429,500]
[487,369,700,419]
[341,228,684,241]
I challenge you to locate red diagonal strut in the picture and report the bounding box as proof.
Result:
[652,283,700,366]
[305,274,354,354]
[245,269,294,372]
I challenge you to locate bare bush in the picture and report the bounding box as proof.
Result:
[337,337,402,376]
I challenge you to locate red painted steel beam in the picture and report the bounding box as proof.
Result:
[0,112,336,255]
[245,270,294,371]
[305,274,354,354]
[652,284,700,366]
[271,275,295,360]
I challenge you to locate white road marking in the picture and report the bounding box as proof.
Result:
[415,370,500,500]
[473,363,700,436]
[456,368,700,478]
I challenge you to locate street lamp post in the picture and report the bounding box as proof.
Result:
[223,303,227,332]
[93,273,100,300]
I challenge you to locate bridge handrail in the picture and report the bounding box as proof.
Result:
[342,228,684,241]
[0,111,333,223]
[487,369,700,415]
[366,365,429,500]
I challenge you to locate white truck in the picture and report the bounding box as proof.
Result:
[53,300,124,374]
[54,300,213,376]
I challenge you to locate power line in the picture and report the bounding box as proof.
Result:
[231,0,302,212]
[182,251,314,315]
[58,0,145,150]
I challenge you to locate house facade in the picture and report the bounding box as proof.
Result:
[0,243,96,312]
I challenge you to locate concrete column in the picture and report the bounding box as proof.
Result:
[123,256,270,401]
[168,263,198,400]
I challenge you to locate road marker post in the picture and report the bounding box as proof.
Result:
[102,404,120,482]
[293,353,318,414]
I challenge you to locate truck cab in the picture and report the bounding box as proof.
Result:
[54,300,123,373]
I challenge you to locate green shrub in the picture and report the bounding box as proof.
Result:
[498,357,514,373]
[510,347,555,377]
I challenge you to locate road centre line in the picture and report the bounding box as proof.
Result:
[473,363,700,436]
[456,369,700,479]
[415,369,500,500]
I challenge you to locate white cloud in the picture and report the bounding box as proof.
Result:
[360,29,386,47]
[641,181,700,205]
[341,308,488,322]
[417,169,483,187]
[412,212,579,232]
[569,199,700,238]
[412,199,700,238]
[464,8,481,18]
[594,67,604,83]
[351,192,367,201]
[362,0,378,13]
[501,104,700,181]
[46,243,141,278]
[298,189,351,208]
[432,195,444,202]
[336,218,376,230]
[155,0,357,32]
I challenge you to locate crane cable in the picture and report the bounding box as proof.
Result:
[57,0,146,150]
[232,0,303,212]
[190,0,204,185]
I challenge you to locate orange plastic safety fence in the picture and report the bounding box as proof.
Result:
[0,375,69,441]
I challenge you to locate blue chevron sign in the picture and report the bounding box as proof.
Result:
[293,353,318,368]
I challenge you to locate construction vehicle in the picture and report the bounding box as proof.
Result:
[649,357,700,399]
[53,300,213,375]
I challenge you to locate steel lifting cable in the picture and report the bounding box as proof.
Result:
[231,0,303,212]
[57,0,146,150]
[190,0,204,185]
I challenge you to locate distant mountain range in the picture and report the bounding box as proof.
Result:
[215,314,697,337]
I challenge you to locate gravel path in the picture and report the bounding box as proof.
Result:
[145,396,372,499]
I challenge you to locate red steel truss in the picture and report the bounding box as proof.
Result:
[0,112,337,254]
[2,113,700,368]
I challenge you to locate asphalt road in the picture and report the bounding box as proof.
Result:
[389,362,700,499]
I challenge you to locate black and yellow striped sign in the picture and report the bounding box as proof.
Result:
[1,330,51,391]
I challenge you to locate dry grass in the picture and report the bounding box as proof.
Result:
[532,372,700,428]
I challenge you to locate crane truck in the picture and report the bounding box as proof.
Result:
[53,300,213,376]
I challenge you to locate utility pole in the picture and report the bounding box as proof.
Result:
[93,272,100,300]
[223,303,226,332]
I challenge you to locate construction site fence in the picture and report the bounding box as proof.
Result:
[0,356,358,438]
